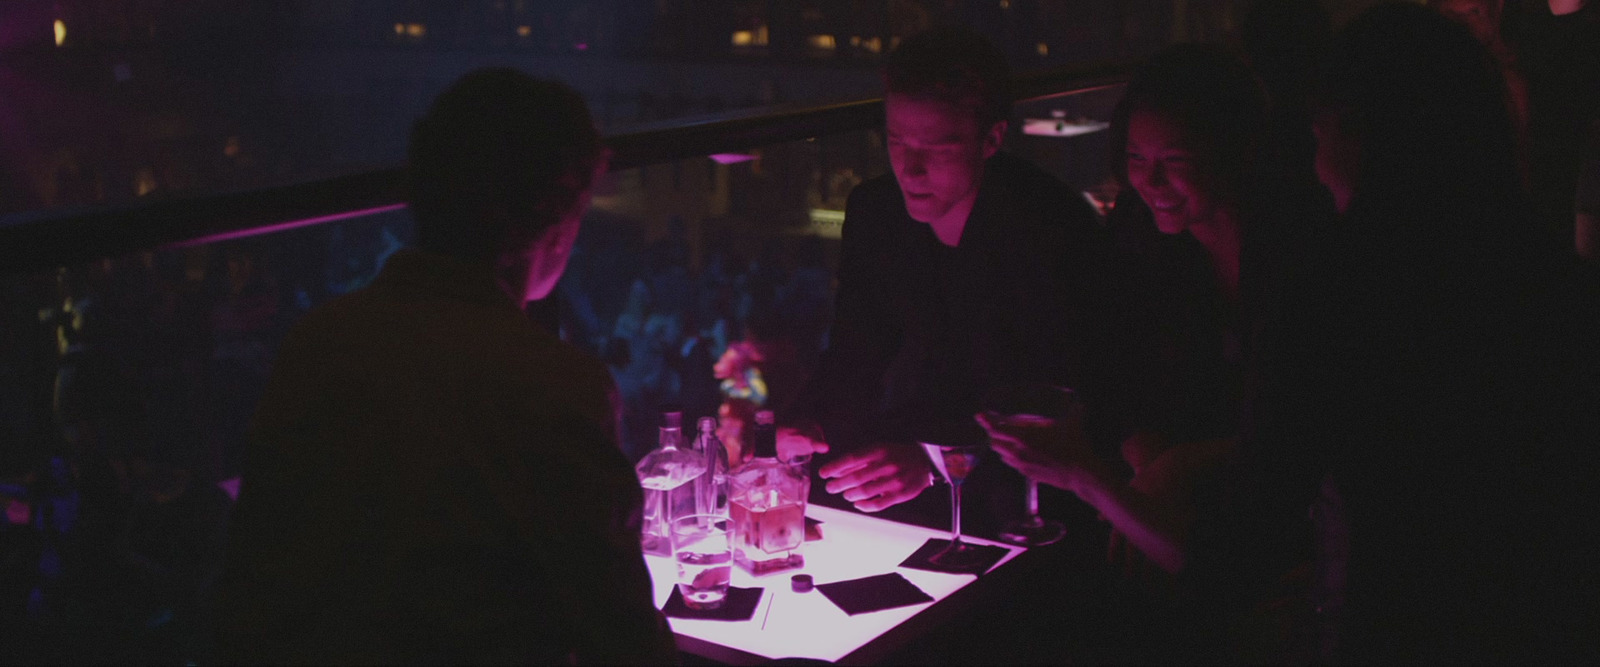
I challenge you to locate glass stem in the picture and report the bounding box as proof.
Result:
[1025,479,1041,518]
[950,482,964,545]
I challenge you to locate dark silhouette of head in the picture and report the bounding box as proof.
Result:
[408,68,604,264]
[1315,3,1521,214]
[1427,0,1507,48]
[883,26,1013,130]
[1241,0,1332,111]
[1109,44,1270,233]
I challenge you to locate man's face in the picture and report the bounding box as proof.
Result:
[500,165,601,304]
[885,93,1003,227]
[516,202,585,302]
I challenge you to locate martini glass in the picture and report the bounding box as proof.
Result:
[984,384,1074,547]
[919,442,992,570]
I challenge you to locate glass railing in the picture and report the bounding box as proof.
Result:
[0,64,1129,663]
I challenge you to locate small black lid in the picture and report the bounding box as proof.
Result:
[791,574,814,593]
[659,406,684,429]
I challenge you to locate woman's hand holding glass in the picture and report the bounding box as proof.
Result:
[976,402,1107,494]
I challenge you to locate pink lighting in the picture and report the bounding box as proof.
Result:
[217,476,241,502]
[710,153,758,165]
[4,498,28,525]
[168,203,409,249]
[646,504,1023,662]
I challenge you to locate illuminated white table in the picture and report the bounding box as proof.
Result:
[645,504,1027,664]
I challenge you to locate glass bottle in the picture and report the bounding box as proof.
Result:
[728,410,807,575]
[636,409,706,556]
[692,416,730,518]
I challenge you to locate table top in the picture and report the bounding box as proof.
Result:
[645,504,1027,664]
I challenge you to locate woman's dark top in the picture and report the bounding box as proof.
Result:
[1106,183,1327,449]
[1107,180,1339,662]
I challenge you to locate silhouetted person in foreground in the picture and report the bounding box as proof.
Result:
[213,69,675,664]
[1275,3,1599,661]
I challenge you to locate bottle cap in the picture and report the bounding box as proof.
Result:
[698,416,718,432]
[660,408,684,430]
[755,410,775,426]
[791,574,814,593]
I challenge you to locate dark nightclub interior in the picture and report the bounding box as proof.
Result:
[1,1,1597,664]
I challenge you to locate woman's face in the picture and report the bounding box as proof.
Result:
[1125,110,1230,235]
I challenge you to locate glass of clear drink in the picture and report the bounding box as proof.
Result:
[920,442,992,569]
[983,384,1074,547]
[671,514,733,610]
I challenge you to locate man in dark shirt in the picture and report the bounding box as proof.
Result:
[213,70,674,664]
[779,27,1121,517]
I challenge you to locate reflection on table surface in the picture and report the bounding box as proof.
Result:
[645,504,1026,664]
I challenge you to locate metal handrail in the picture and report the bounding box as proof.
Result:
[0,60,1133,278]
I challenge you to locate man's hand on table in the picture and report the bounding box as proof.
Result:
[818,442,935,512]
[777,420,934,512]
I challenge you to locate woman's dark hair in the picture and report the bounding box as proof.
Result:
[1107,44,1271,199]
[883,26,1013,129]
[1318,2,1522,208]
[408,68,604,259]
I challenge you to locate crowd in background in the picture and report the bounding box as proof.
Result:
[0,198,838,661]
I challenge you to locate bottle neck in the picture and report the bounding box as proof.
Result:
[659,427,683,449]
[751,427,777,459]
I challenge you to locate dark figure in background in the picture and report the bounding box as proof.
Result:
[1504,0,1600,250]
[1579,116,1600,258]
[981,44,1336,662]
[213,69,675,664]
[777,26,1120,523]
[1239,0,1333,184]
[1276,4,1599,661]
[1427,0,1535,182]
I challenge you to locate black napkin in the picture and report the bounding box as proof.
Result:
[805,516,824,541]
[898,538,1009,575]
[661,586,764,621]
[815,573,934,616]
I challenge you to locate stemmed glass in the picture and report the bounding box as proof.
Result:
[983,384,1074,547]
[919,441,991,569]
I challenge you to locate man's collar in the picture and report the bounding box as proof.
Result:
[951,154,1007,248]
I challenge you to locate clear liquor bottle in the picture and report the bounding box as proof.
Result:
[728,410,807,575]
[636,409,705,556]
[692,416,730,517]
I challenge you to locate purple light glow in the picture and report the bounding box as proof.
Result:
[647,504,1024,662]
[217,477,241,502]
[709,153,758,165]
[167,203,409,249]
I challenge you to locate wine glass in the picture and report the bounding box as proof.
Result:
[919,441,992,570]
[983,384,1074,547]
